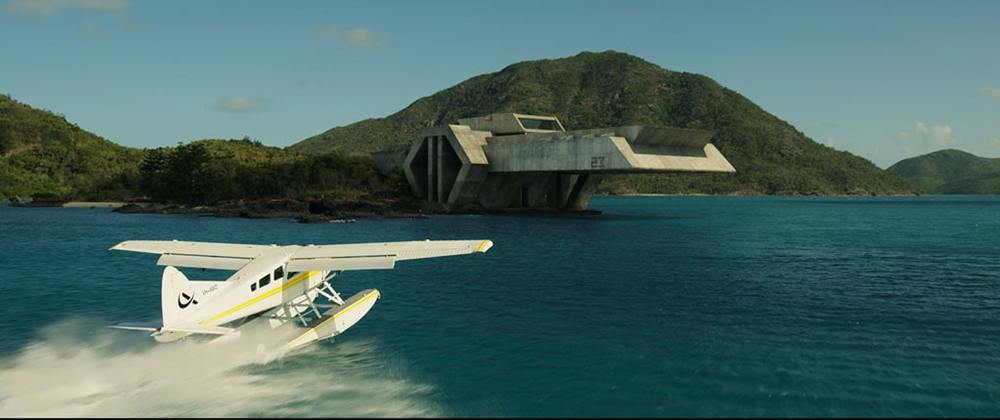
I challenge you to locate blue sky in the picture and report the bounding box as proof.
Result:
[1,0,997,167]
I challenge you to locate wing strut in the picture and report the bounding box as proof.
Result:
[272,271,347,327]
[316,272,346,305]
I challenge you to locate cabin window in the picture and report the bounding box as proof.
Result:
[274,266,284,281]
[259,274,271,288]
[287,271,300,280]
[250,283,257,292]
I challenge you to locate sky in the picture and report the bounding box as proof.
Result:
[1,0,998,167]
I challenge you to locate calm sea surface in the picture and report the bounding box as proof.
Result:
[0,196,998,417]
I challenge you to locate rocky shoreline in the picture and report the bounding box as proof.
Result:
[113,197,432,223]
[8,191,922,223]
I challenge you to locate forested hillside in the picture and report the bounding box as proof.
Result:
[0,94,142,201]
[0,95,405,207]
[292,51,915,195]
[888,149,1000,194]
[137,139,407,204]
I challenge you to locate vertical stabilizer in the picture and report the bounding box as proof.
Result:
[161,266,192,328]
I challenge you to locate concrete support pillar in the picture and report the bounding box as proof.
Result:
[426,136,437,203]
[563,174,604,211]
[436,136,444,203]
[547,174,580,208]
[547,174,562,208]
[523,178,552,208]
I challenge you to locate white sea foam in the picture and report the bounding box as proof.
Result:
[0,318,440,417]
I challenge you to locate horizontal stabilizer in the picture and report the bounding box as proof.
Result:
[109,321,161,332]
[109,322,236,341]
[163,325,238,336]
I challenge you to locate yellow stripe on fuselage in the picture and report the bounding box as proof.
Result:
[200,270,317,325]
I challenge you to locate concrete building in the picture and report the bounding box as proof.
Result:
[398,113,735,211]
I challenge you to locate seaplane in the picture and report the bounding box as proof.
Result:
[108,238,493,352]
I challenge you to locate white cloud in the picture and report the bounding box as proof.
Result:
[896,120,958,157]
[213,97,269,114]
[981,87,1000,98]
[928,123,953,146]
[3,0,127,16]
[903,120,954,146]
[313,25,389,48]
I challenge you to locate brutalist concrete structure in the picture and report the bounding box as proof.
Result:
[400,113,735,211]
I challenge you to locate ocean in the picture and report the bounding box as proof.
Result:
[0,196,998,417]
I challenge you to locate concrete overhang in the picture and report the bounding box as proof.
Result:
[397,113,736,212]
[482,126,735,173]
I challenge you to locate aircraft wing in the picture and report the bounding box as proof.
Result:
[289,239,493,260]
[285,239,493,271]
[110,240,273,258]
[110,240,273,271]
[110,239,493,272]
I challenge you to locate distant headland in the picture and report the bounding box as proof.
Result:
[887,149,1000,194]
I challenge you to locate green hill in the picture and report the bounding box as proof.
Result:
[887,149,1000,194]
[0,94,142,201]
[291,50,915,195]
[0,94,404,206]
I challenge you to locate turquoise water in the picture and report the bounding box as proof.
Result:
[0,196,999,417]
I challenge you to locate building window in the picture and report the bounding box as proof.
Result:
[518,117,559,130]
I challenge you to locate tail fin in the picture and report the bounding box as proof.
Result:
[161,266,193,328]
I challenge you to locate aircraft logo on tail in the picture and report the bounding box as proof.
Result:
[178,292,199,309]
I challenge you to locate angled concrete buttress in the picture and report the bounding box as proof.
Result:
[400,113,735,211]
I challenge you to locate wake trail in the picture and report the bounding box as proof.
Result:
[0,318,441,417]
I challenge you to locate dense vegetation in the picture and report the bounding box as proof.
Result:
[0,94,142,201]
[0,94,405,206]
[888,149,1000,194]
[137,139,408,204]
[292,51,916,195]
